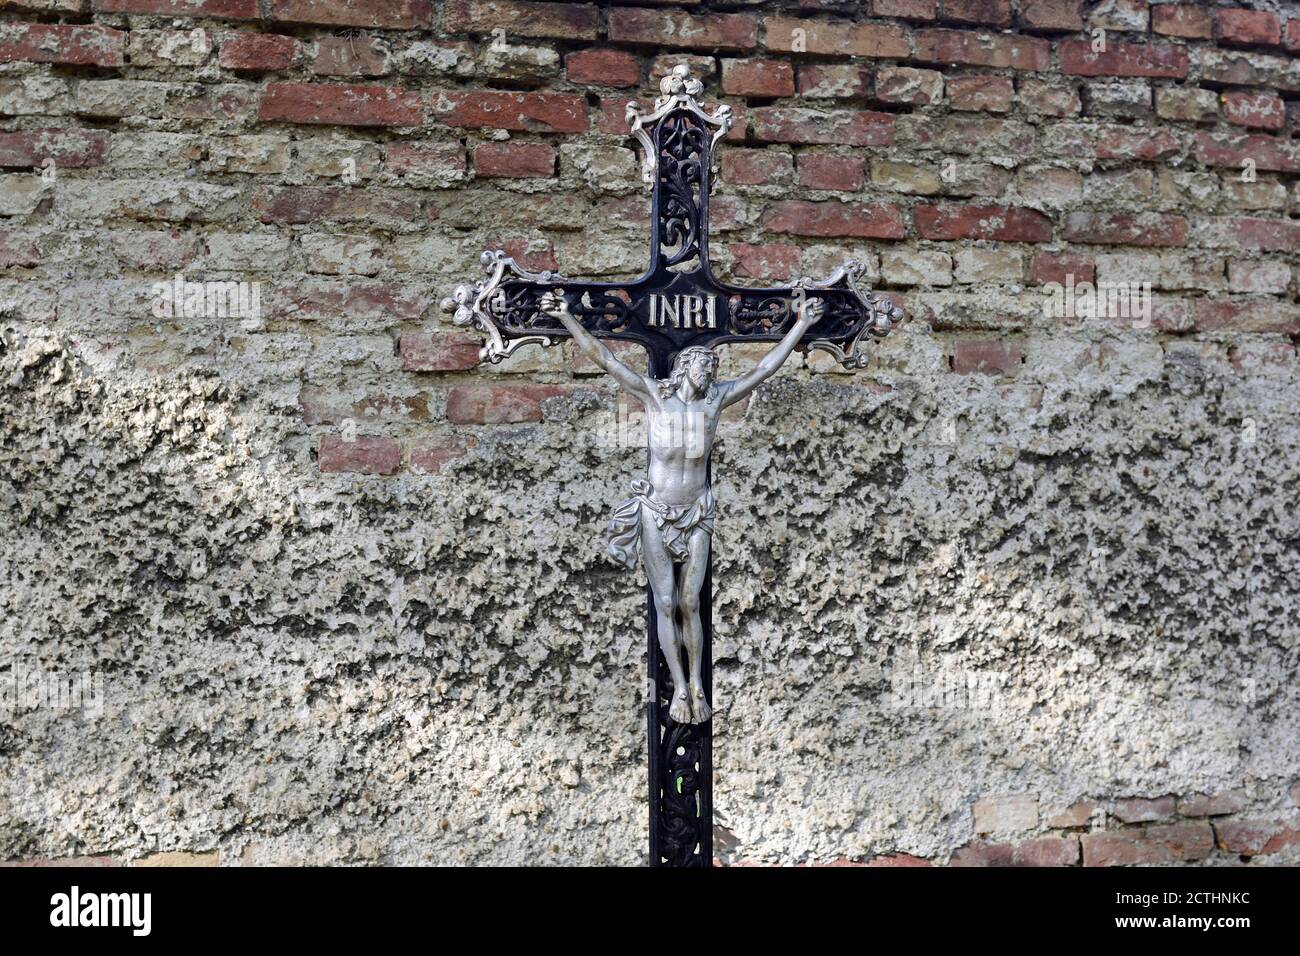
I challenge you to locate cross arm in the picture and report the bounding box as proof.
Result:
[720,298,823,408]
[439,250,642,365]
[538,290,654,400]
[719,261,904,371]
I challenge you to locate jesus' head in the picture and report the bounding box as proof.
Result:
[661,346,719,399]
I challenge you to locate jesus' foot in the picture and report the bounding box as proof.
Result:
[668,689,692,724]
[690,686,712,723]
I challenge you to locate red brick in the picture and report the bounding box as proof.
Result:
[721,148,793,186]
[486,236,557,273]
[0,129,109,168]
[947,75,1013,112]
[1198,216,1300,252]
[445,0,600,41]
[219,33,303,72]
[1081,823,1214,866]
[473,141,555,178]
[1200,48,1300,90]
[1178,791,1246,818]
[172,86,256,122]
[915,29,1049,71]
[261,83,421,127]
[1063,212,1188,247]
[763,200,905,239]
[273,282,427,322]
[1152,4,1213,39]
[1194,131,1299,173]
[729,242,801,280]
[1019,79,1081,117]
[1046,800,1101,827]
[872,0,935,19]
[865,852,933,866]
[875,67,944,105]
[1215,817,1300,856]
[312,37,390,77]
[1013,836,1079,866]
[0,23,124,67]
[1047,123,1180,161]
[1059,40,1189,78]
[939,0,1011,28]
[609,9,757,51]
[722,59,794,98]
[751,108,894,146]
[0,229,43,267]
[765,17,910,58]
[269,0,431,30]
[950,339,1020,375]
[409,438,470,475]
[1029,252,1094,286]
[385,141,466,180]
[95,0,257,17]
[1114,796,1175,824]
[300,389,430,425]
[109,230,202,270]
[1191,298,1300,334]
[950,841,1014,865]
[401,331,481,371]
[1021,0,1083,31]
[318,436,400,475]
[252,187,421,225]
[433,91,586,133]
[446,384,568,424]
[566,49,640,88]
[597,97,645,135]
[1287,20,1300,53]
[797,154,865,191]
[1216,9,1282,47]
[1222,91,1286,130]
[916,205,1052,242]
[796,64,870,99]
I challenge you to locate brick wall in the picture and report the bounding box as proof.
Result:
[1,1,1298,865]
[0,1,1295,465]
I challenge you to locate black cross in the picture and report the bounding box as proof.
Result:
[442,66,902,867]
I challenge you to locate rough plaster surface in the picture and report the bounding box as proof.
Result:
[0,0,1297,866]
[3,322,1297,865]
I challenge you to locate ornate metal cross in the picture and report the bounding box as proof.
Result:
[442,66,903,867]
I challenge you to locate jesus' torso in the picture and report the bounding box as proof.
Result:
[645,388,726,508]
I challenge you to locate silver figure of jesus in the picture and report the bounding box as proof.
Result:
[540,291,825,724]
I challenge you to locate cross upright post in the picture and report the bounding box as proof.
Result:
[442,65,904,867]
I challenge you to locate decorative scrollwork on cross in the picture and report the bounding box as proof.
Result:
[657,715,708,867]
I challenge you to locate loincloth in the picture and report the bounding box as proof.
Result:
[607,479,716,569]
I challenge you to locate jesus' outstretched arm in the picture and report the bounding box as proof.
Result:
[539,290,653,401]
[719,297,824,408]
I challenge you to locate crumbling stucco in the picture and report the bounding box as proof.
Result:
[3,321,1297,865]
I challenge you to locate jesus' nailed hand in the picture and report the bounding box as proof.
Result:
[538,290,825,724]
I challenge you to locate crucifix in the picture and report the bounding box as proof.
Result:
[442,66,904,867]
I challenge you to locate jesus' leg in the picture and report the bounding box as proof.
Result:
[640,510,692,723]
[679,526,711,722]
